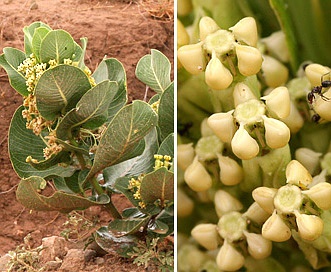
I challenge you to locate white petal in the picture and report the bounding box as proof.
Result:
[231,124,259,160]
[262,115,290,149]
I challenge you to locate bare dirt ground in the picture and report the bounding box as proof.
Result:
[0,0,173,270]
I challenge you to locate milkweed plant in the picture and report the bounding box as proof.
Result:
[0,22,174,269]
[177,0,331,271]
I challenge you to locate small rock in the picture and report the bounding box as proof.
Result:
[40,236,67,262]
[84,249,97,263]
[95,257,105,265]
[60,249,85,272]
[0,254,11,271]
[44,259,62,271]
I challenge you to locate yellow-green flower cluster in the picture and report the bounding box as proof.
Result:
[151,100,160,113]
[154,154,172,170]
[128,175,146,209]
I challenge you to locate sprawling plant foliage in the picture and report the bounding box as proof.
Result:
[0,22,174,268]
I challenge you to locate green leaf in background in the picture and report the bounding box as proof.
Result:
[56,80,118,140]
[108,216,151,237]
[135,49,172,94]
[148,219,169,235]
[84,100,158,183]
[73,37,87,68]
[0,48,28,96]
[103,128,158,188]
[27,151,71,170]
[158,133,174,159]
[8,106,76,179]
[140,167,174,205]
[158,82,174,140]
[31,26,51,62]
[35,64,91,120]
[16,176,110,212]
[92,58,127,122]
[39,29,75,64]
[23,21,52,57]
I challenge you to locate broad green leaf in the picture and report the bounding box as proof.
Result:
[158,82,174,140]
[149,94,160,105]
[39,30,75,64]
[103,128,158,188]
[148,219,169,235]
[108,216,151,237]
[94,226,137,254]
[140,167,174,205]
[92,58,127,121]
[53,176,75,194]
[56,139,89,156]
[8,106,76,178]
[135,49,171,94]
[0,48,28,96]
[16,176,109,212]
[35,64,91,120]
[122,207,145,218]
[158,133,174,159]
[23,21,52,56]
[84,100,158,183]
[56,80,118,140]
[31,27,51,61]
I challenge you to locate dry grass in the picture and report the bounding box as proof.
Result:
[138,0,174,21]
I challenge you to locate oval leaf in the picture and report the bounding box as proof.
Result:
[0,48,28,96]
[8,106,76,178]
[140,167,174,205]
[135,49,171,94]
[32,27,51,61]
[108,216,151,237]
[84,100,158,182]
[92,58,128,121]
[158,82,174,140]
[56,80,118,140]
[35,64,91,120]
[16,176,109,212]
[39,29,75,64]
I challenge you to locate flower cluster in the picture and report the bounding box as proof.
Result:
[178,17,263,90]
[128,175,146,209]
[154,154,173,170]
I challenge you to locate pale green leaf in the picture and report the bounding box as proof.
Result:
[135,49,171,94]
[56,80,118,140]
[158,82,174,140]
[39,30,75,64]
[31,27,51,61]
[108,216,151,237]
[35,64,91,120]
[16,176,109,212]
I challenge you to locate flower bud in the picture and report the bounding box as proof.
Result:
[261,31,289,62]
[261,86,290,119]
[177,42,206,75]
[200,118,214,137]
[252,187,277,214]
[262,211,291,242]
[184,156,212,192]
[281,101,304,133]
[177,0,193,16]
[305,63,331,87]
[214,190,243,217]
[312,88,331,121]
[243,202,270,225]
[229,17,258,47]
[207,111,235,143]
[243,231,272,259]
[233,82,257,107]
[177,143,195,170]
[302,182,331,210]
[286,160,312,188]
[294,211,323,241]
[217,154,243,186]
[236,44,263,76]
[262,115,290,149]
[261,55,289,88]
[231,124,259,160]
[274,184,303,214]
[216,241,245,271]
[177,19,190,49]
[295,148,322,175]
[199,16,220,41]
[205,55,233,90]
[321,153,331,175]
[177,188,194,217]
[191,223,219,250]
[195,135,224,161]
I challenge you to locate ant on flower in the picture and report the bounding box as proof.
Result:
[307,72,331,104]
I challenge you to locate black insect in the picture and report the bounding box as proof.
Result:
[307,73,331,104]
[311,113,321,123]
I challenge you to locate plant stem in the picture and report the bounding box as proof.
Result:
[89,177,122,219]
